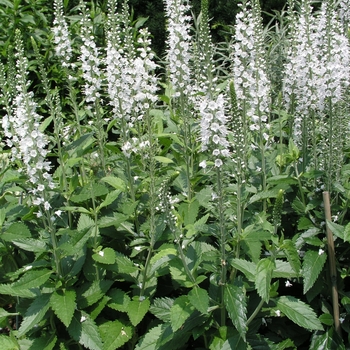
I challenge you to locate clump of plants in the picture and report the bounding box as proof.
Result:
[0,0,349,349]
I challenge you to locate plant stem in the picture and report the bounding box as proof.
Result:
[246,298,265,326]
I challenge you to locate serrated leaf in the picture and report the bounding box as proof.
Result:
[97,213,128,228]
[1,222,31,241]
[276,296,323,331]
[108,288,131,313]
[272,260,298,279]
[149,248,177,276]
[127,296,150,326]
[154,156,174,164]
[326,220,344,240]
[222,334,247,350]
[18,293,51,337]
[115,252,139,274]
[28,334,57,350]
[0,284,37,298]
[11,238,47,253]
[101,176,126,191]
[134,324,164,350]
[282,240,301,275]
[78,214,95,231]
[302,250,327,294]
[310,328,344,350]
[224,284,247,341]
[149,297,174,322]
[71,183,109,203]
[77,280,114,308]
[12,269,52,290]
[68,311,104,350]
[170,295,194,332]
[255,258,275,302]
[0,335,19,350]
[50,290,76,327]
[92,248,116,265]
[230,259,256,281]
[99,320,132,350]
[98,190,122,210]
[188,287,209,314]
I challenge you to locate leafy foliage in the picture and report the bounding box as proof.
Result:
[0,0,348,348]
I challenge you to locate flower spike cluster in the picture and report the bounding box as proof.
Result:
[199,94,230,168]
[52,0,72,65]
[2,32,55,214]
[79,1,102,104]
[164,0,193,98]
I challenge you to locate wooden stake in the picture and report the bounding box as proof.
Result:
[323,191,342,338]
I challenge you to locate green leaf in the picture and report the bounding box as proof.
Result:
[310,328,344,350]
[1,222,31,241]
[12,269,52,290]
[149,297,174,322]
[282,239,301,275]
[170,295,194,332]
[188,287,209,314]
[108,288,131,313]
[302,250,327,294]
[50,290,76,327]
[77,280,114,308]
[255,258,275,302]
[326,220,344,240]
[154,156,174,164]
[149,248,177,276]
[319,313,334,326]
[276,296,323,330]
[196,187,212,208]
[230,259,256,281]
[28,334,57,350]
[344,222,350,243]
[101,176,126,191]
[178,200,199,226]
[221,334,247,350]
[11,238,47,253]
[0,284,36,298]
[98,213,128,228]
[0,335,19,350]
[17,293,51,337]
[224,284,247,340]
[134,324,164,350]
[78,214,95,231]
[115,252,139,274]
[99,320,132,350]
[92,248,116,265]
[127,296,150,326]
[71,183,109,203]
[272,260,298,279]
[68,311,104,350]
[98,190,122,210]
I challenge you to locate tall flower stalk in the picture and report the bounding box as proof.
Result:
[79,0,106,173]
[164,0,195,201]
[2,31,61,276]
[232,0,271,211]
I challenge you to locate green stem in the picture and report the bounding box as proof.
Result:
[246,298,265,326]
[216,167,227,326]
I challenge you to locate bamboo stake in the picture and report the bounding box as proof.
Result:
[322,191,342,337]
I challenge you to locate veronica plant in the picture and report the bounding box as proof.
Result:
[232,0,271,211]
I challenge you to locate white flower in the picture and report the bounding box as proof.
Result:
[285,280,293,287]
[98,251,104,257]
[318,248,325,255]
[199,160,207,169]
